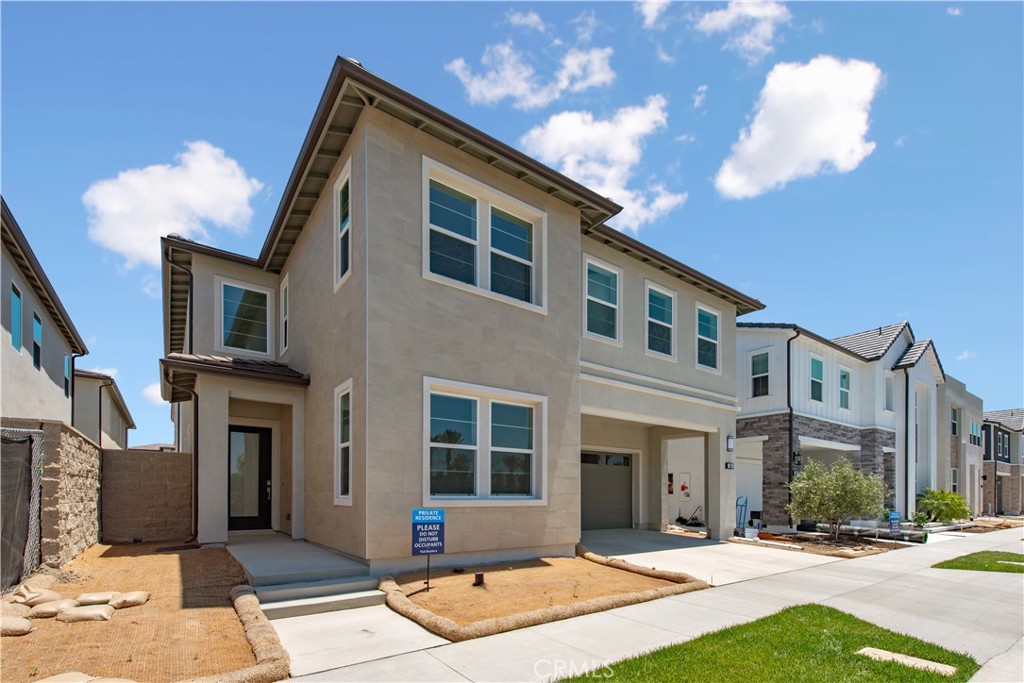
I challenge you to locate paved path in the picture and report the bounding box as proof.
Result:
[282,527,1024,682]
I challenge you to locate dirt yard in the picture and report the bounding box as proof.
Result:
[740,532,910,557]
[1,543,255,682]
[394,557,675,627]
[959,518,1024,533]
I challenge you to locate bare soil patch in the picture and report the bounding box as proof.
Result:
[738,532,910,558]
[1,543,255,683]
[958,518,1024,534]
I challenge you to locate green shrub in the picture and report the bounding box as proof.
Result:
[916,488,971,524]
[787,459,889,540]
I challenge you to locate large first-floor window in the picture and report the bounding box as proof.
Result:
[426,379,545,503]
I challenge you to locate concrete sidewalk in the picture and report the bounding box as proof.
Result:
[284,527,1024,682]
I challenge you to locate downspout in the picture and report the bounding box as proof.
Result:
[164,368,200,544]
[786,328,801,527]
[903,368,911,518]
[69,351,86,426]
[96,378,114,544]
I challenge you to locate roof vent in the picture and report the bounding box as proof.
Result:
[344,57,364,68]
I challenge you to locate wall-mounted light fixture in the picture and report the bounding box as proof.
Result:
[725,461,735,470]
[726,435,735,452]
[793,453,802,468]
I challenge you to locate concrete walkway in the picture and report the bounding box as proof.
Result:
[282,527,1024,682]
[226,532,368,585]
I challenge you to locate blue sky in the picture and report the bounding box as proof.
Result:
[3,2,1021,446]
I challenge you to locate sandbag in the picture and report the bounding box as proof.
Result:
[29,599,81,619]
[55,605,115,623]
[12,585,63,607]
[36,673,97,682]
[1,601,31,618]
[75,592,117,606]
[108,591,149,609]
[1,615,34,636]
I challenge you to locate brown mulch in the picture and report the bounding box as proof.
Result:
[0,543,255,683]
[744,532,910,557]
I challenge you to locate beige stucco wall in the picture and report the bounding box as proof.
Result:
[1,246,74,424]
[101,449,192,543]
[73,377,130,449]
[936,374,983,496]
[361,107,583,566]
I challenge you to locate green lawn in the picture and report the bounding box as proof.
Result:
[561,605,978,683]
[933,551,1024,573]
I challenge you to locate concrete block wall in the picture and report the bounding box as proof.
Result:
[101,450,192,543]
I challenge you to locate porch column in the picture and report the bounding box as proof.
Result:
[196,376,229,544]
[290,398,305,540]
[706,429,735,540]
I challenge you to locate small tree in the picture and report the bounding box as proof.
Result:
[787,458,888,541]
[916,489,971,524]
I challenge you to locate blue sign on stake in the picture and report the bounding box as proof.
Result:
[889,511,901,536]
[412,508,445,556]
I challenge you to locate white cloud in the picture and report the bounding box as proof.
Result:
[894,135,907,147]
[957,350,977,362]
[140,274,162,299]
[83,141,264,269]
[573,10,598,43]
[693,84,708,108]
[695,0,791,64]
[507,9,545,32]
[715,55,882,200]
[675,133,697,143]
[84,367,119,379]
[636,1,671,30]
[946,7,962,16]
[655,45,675,64]
[143,382,165,405]
[446,43,615,110]
[521,95,687,231]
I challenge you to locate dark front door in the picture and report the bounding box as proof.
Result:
[228,426,272,530]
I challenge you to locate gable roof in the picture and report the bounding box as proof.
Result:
[736,323,867,360]
[74,369,137,429]
[830,322,911,360]
[1,197,88,356]
[984,409,1024,433]
[892,338,945,382]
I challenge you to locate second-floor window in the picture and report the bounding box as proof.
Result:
[951,407,959,436]
[751,352,769,397]
[884,373,894,412]
[839,368,851,410]
[696,305,719,370]
[10,285,21,349]
[585,258,619,341]
[997,432,1003,457]
[280,276,289,353]
[646,283,674,358]
[970,422,981,446]
[32,313,42,370]
[810,356,824,402]
[220,280,271,355]
[64,354,71,398]
[335,163,352,289]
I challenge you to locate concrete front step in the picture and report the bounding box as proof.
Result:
[255,574,380,603]
[261,589,386,620]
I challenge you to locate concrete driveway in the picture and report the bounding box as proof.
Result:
[581,528,842,585]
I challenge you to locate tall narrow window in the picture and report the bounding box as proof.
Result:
[951,468,958,493]
[810,357,824,402]
[951,407,959,436]
[839,368,851,409]
[491,402,533,496]
[490,208,533,302]
[751,352,769,397]
[428,180,477,286]
[32,314,42,370]
[646,284,674,357]
[884,374,895,412]
[280,277,289,353]
[335,381,352,503]
[221,282,269,354]
[429,394,478,495]
[10,285,21,349]
[335,171,352,287]
[585,260,619,340]
[696,306,719,370]
[63,354,71,398]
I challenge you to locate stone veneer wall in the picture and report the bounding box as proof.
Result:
[1,418,100,567]
[101,450,192,543]
[1008,465,1023,516]
[981,460,1020,515]
[738,412,897,525]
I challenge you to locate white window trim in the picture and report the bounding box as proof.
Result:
[644,280,676,361]
[748,347,771,398]
[583,255,622,347]
[334,379,353,506]
[214,276,275,359]
[10,283,22,352]
[950,467,958,493]
[694,302,721,374]
[883,372,895,413]
[809,353,825,404]
[422,376,548,507]
[421,157,548,315]
[334,158,353,292]
[838,365,852,411]
[279,274,289,355]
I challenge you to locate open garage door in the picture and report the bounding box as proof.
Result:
[581,452,632,530]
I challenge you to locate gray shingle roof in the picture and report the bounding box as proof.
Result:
[892,339,945,383]
[162,353,310,385]
[984,409,1024,432]
[831,322,911,360]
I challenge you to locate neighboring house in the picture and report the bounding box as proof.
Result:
[73,369,136,449]
[936,375,983,515]
[735,321,945,526]
[982,409,1023,515]
[1,197,89,422]
[158,57,764,573]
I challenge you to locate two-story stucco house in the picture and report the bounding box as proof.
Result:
[735,321,944,526]
[982,410,1023,515]
[158,57,763,574]
[936,375,984,515]
[2,197,89,423]
[72,369,136,449]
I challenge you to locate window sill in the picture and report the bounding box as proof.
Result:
[424,496,547,508]
[214,343,275,360]
[334,270,353,294]
[423,272,547,315]
[584,331,623,348]
[333,496,353,507]
[695,363,722,376]
[645,349,677,363]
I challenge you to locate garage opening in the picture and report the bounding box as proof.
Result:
[581,451,632,530]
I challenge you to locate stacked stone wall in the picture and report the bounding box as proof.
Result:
[737,413,790,525]
[101,450,192,542]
